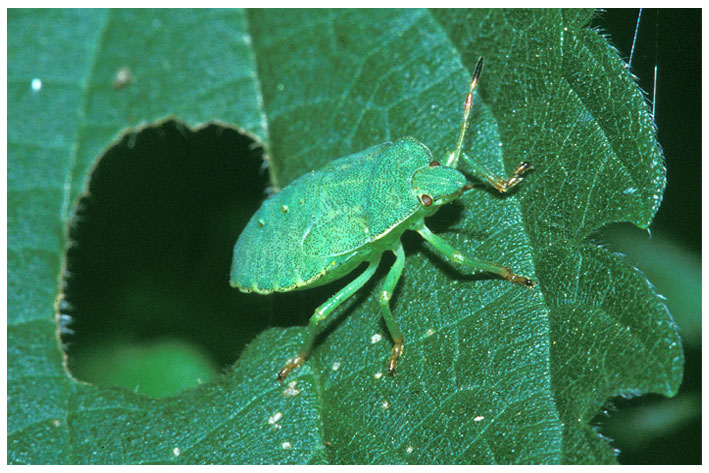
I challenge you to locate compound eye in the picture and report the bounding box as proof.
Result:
[429,161,440,167]
[420,194,433,207]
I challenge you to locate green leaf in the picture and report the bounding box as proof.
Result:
[8,8,682,464]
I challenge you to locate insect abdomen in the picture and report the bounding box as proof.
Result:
[230,144,384,292]
[231,172,322,293]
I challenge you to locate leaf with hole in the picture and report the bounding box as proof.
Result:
[8,8,682,464]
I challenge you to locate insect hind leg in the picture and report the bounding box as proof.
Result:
[378,243,406,376]
[277,258,381,381]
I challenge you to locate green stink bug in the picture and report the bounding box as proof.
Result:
[230,58,534,381]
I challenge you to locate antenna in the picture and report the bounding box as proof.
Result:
[447,57,484,168]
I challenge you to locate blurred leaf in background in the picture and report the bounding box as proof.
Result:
[69,338,221,398]
[7,9,694,464]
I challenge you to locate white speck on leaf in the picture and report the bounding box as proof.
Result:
[284,381,300,396]
[113,67,132,89]
[31,78,42,92]
[374,372,383,379]
[474,415,484,422]
[381,400,390,409]
[281,442,292,450]
[332,361,341,371]
[406,446,414,454]
[371,333,382,344]
[269,412,283,424]
[172,447,181,457]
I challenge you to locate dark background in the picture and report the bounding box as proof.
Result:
[595,9,701,253]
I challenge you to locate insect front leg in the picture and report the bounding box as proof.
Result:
[460,152,532,193]
[418,225,535,288]
[378,243,406,376]
[444,56,531,192]
[277,258,381,381]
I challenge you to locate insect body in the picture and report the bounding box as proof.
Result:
[230,58,534,381]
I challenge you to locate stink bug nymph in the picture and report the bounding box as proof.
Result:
[230,58,534,381]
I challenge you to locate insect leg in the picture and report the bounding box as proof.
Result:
[277,258,381,381]
[461,152,532,193]
[417,225,535,288]
[379,243,406,376]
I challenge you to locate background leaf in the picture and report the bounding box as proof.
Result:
[7,8,686,464]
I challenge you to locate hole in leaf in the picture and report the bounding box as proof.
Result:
[60,120,276,397]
